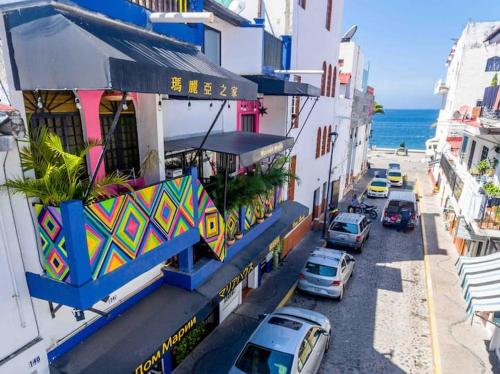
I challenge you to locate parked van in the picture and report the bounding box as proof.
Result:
[382,190,418,229]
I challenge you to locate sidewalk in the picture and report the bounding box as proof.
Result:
[419,173,500,373]
[174,230,321,374]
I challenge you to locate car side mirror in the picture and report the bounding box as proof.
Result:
[258,313,268,320]
[321,329,330,336]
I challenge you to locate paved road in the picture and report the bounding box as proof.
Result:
[288,151,433,373]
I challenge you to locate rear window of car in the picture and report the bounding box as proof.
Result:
[330,221,359,234]
[371,181,387,187]
[235,343,294,374]
[305,262,338,277]
[387,200,415,214]
[388,171,402,177]
[268,317,302,330]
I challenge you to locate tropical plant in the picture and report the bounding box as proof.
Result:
[483,182,500,198]
[470,159,493,176]
[373,101,384,114]
[2,126,131,206]
[492,73,498,87]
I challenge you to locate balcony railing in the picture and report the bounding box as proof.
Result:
[480,199,500,230]
[129,0,191,12]
[263,31,283,71]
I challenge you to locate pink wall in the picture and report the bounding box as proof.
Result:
[236,100,260,133]
[78,90,142,185]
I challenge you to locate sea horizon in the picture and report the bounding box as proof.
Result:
[370,108,438,150]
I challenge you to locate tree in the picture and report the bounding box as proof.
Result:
[373,101,385,114]
[491,73,498,87]
[2,126,130,206]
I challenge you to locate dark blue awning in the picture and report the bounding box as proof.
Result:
[243,75,320,97]
[3,4,257,100]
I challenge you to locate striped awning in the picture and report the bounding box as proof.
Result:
[457,251,500,316]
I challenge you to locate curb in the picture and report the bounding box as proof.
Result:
[278,281,298,308]
[418,177,443,374]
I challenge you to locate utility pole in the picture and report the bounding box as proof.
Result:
[322,131,339,239]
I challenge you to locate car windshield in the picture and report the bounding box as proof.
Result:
[330,221,359,234]
[389,164,400,169]
[371,181,387,187]
[305,262,337,277]
[235,343,294,374]
[388,171,401,177]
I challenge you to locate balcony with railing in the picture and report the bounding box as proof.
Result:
[434,78,449,95]
[129,0,192,12]
[263,31,285,74]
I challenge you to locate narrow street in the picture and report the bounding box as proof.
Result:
[289,151,433,373]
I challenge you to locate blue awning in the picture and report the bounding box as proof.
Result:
[3,4,257,100]
[243,75,321,97]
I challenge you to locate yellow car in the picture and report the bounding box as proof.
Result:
[387,170,404,187]
[367,178,390,198]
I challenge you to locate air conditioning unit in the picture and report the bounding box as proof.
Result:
[166,168,183,178]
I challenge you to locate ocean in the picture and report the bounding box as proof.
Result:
[370,109,438,150]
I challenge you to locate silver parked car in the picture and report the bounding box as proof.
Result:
[327,212,371,252]
[298,247,355,300]
[229,306,331,374]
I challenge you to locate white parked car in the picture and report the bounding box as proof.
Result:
[229,306,331,374]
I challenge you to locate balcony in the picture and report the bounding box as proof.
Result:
[129,0,193,12]
[479,201,500,230]
[434,79,449,95]
[263,31,284,73]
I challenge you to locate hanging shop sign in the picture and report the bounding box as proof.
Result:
[217,263,255,301]
[134,315,197,374]
[268,236,281,252]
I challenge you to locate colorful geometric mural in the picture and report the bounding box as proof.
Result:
[35,205,70,282]
[225,208,239,239]
[243,204,256,231]
[84,176,195,279]
[197,181,226,261]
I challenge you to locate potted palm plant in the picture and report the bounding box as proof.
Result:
[2,126,131,205]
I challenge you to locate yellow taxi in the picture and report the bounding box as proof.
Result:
[367,178,390,198]
[387,170,404,187]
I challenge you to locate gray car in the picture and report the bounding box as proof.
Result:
[327,212,371,251]
[229,306,331,374]
[298,248,355,300]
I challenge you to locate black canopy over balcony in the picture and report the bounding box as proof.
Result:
[3,4,257,100]
[243,75,320,97]
[164,131,294,167]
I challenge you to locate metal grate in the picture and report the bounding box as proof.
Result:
[100,114,140,176]
[263,31,283,70]
[129,0,189,12]
[29,112,85,156]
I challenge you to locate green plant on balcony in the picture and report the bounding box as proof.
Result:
[470,159,494,177]
[2,126,131,206]
[492,73,498,87]
[483,182,500,198]
[373,101,385,114]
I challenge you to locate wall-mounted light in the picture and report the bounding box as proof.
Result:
[36,92,43,110]
[122,102,128,111]
[188,100,192,110]
[74,97,82,110]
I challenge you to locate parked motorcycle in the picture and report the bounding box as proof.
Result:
[353,203,378,219]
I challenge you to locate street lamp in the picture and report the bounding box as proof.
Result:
[322,131,339,239]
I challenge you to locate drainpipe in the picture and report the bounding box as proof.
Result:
[284,0,291,35]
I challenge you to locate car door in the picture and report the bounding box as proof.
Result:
[297,338,313,373]
[302,327,326,374]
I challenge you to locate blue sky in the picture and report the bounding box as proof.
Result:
[343,0,500,109]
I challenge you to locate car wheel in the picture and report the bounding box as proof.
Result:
[358,242,363,253]
[325,335,331,352]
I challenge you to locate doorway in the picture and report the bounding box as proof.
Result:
[330,180,340,207]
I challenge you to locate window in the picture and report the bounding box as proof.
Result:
[480,146,489,161]
[298,0,306,9]
[305,262,337,276]
[241,114,256,132]
[321,126,327,155]
[325,0,333,30]
[235,343,294,374]
[326,64,332,97]
[371,181,388,187]
[330,221,359,234]
[298,340,312,371]
[268,317,303,330]
[326,125,332,152]
[340,259,347,272]
[467,140,476,170]
[331,66,337,97]
[338,58,344,67]
[203,26,221,66]
[100,112,140,175]
[486,56,500,72]
[291,75,302,128]
[305,327,322,349]
[321,62,327,96]
[316,128,321,158]
[460,136,469,155]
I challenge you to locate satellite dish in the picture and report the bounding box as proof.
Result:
[228,0,246,14]
[341,25,358,42]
